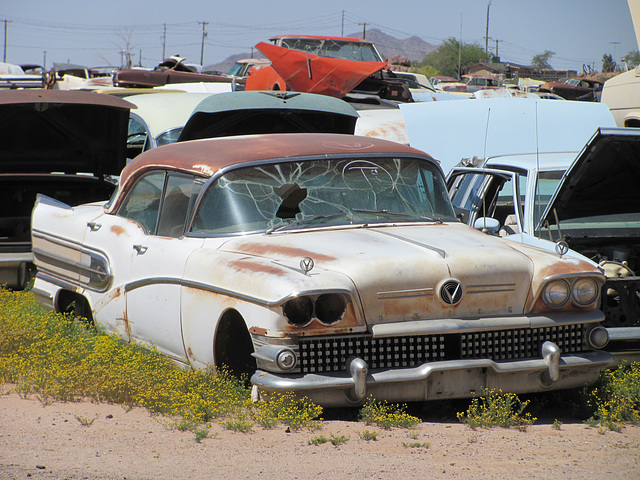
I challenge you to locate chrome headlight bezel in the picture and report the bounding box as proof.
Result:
[571,277,599,307]
[541,274,603,309]
[542,279,570,308]
[282,292,349,327]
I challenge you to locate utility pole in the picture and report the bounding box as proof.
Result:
[458,14,463,80]
[162,23,166,60]
[359,22,367,39]
[199,21,208,66]
[495,39,500,59]
[341,10,344,37]
[43,50,47,69]
[610,41,620,67]
[3,19,11,63]
[485,1,491,58]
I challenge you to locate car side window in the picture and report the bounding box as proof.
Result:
[118,171,165,234]
[157,174,202,238]
[127,116,149,159]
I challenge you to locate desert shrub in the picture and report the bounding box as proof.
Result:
[584,362,640,431]
[358,396,420,429]
[457,388,536,430]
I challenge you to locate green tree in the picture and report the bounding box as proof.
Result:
[410,63,439,79]
[602,53,616,73]
[623,50,640,69]
[531,50,555,69]
[418,38,488,79]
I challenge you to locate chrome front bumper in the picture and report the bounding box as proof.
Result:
[251,346,613,407]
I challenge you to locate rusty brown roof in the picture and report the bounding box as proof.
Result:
[113,133,432,210]
[0,89,135,109]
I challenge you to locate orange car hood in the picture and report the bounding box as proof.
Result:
[255,41,387,98]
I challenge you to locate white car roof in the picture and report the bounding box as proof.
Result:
[124,92,214,140]
[484,152,576,172]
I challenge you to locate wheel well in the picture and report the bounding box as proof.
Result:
[214,309,256,380]
[56,290,94,325]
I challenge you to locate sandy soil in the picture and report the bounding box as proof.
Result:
[1,390,639,480]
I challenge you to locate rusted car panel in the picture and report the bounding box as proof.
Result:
[246,35,413,103]
[31,133,611,407]
[538,78,603,101]
[443,124,640,359]
[0,90,134,289]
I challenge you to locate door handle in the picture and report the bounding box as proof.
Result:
[87,222,102,231]
[133,244,148,255]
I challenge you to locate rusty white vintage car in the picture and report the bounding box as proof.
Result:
[31,133,612,407]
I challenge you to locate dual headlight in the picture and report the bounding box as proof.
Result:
[542,276,600,309]
[283,293,348,327]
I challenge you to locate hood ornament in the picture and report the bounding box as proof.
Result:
[555,241,569,258]
[300,257,315,275]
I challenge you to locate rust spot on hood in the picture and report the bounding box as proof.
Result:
[249,327,268,336]
[233,243,336,263]
[228,258,288,277]
[539,258,601,278]
[110,225,127,236]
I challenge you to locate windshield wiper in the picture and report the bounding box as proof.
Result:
[352,209,442,223]
[265,213,352,235]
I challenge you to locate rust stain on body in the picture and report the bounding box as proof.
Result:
[228,258,287,277]
[110,225,127,236]
[234,243,336,263]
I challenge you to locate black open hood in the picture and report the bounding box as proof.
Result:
[540,127,640,226]
[178,91,359,141]
[0,90,134,176]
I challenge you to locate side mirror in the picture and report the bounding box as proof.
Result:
[473,217,500,235]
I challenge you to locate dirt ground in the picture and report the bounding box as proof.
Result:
[1,390,639,480]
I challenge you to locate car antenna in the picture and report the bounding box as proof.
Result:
[534,100,541,237]
[481,107,491,225]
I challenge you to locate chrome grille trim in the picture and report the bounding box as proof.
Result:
[298,323,589,373]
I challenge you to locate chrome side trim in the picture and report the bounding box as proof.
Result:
[371,229,447,258]
[180,278,353,308]
[377,288,433,300]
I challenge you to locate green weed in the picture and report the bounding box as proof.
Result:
[457,388,536,430]
[358,396,420,429]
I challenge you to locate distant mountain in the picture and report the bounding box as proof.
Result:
[205,29,437,72]
[346,29,437,62]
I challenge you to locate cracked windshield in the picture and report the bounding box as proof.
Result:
[191,157,456,234]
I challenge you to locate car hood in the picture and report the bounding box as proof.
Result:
[539,127,640,225]
[178,91,359,141]
[400,97,616,176]
[255,41,388,99]
[212,223,595,324]
[0,90,134,175]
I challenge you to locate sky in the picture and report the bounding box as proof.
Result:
[1,0,637,73]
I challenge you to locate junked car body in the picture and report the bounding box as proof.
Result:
[31,133,611,407]
[124,90,360,159]
[246,35,414,103]
[0,90,133,289]
[401,99,638,359]
[446,130,640,359]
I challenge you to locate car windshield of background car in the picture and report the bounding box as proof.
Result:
[279,38,383,62]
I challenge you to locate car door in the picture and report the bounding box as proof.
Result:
[447,167,523,235]
[117,170,204,364]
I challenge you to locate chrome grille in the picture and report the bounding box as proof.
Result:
[460,324,584,360]
[298,324,588,373]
